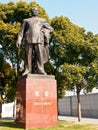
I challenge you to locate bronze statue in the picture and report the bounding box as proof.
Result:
[16,7,53,75]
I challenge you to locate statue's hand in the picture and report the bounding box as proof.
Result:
[16,42,21,48]
[16,36,22,48]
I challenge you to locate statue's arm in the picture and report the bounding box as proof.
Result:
[43,20,54,33]
[42,20,54,45]
[16,20,26,48]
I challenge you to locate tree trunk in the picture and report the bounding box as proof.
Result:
[77,87,81,122]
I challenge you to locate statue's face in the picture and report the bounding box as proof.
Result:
[31,8,38,16]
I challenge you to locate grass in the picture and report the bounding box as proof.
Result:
[0,120,98,130]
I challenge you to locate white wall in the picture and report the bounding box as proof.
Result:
[2,102,16,118]
[59,93,98,118]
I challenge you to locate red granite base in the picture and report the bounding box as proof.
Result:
[15,74,58,129]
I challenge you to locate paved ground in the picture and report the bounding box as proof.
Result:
[58,115,98,124]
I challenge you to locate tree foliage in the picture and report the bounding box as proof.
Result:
[0,1,98,109]
[51,16,98,121]
[51,16,98,96]
[0,1,50,102]
[0,48,16,103]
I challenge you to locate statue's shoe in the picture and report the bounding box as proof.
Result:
[22,70,30,76]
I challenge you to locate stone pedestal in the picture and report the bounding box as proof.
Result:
[16,74,58,129]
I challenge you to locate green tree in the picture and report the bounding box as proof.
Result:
[51,16,98,121]
[1,1,98,122]
[0,47,16,103]
[0,1,51,102]
[0,1,50,72]
[0,48,4,103]
[2,62,16,103]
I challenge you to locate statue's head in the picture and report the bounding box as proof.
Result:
[31,7,38,16]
